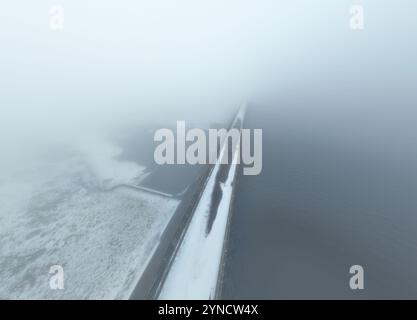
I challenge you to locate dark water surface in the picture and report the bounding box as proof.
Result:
[222,97,417,299]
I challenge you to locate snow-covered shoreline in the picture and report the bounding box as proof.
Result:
[0,138,179,299]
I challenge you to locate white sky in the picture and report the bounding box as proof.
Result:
[0,1,416,160]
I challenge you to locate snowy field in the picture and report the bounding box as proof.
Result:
[0,138,179,299]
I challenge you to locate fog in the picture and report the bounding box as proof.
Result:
[1,0,416,166]
[2,0,417,300]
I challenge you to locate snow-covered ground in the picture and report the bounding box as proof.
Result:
[0,137,179,299]
[159,106,244,300]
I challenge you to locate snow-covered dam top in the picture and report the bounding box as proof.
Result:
[159,104,245,299]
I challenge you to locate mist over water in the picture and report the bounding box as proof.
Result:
[1,1,417,299]
[1,1,416,152]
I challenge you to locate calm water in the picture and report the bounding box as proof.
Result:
[222,94,417,299]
